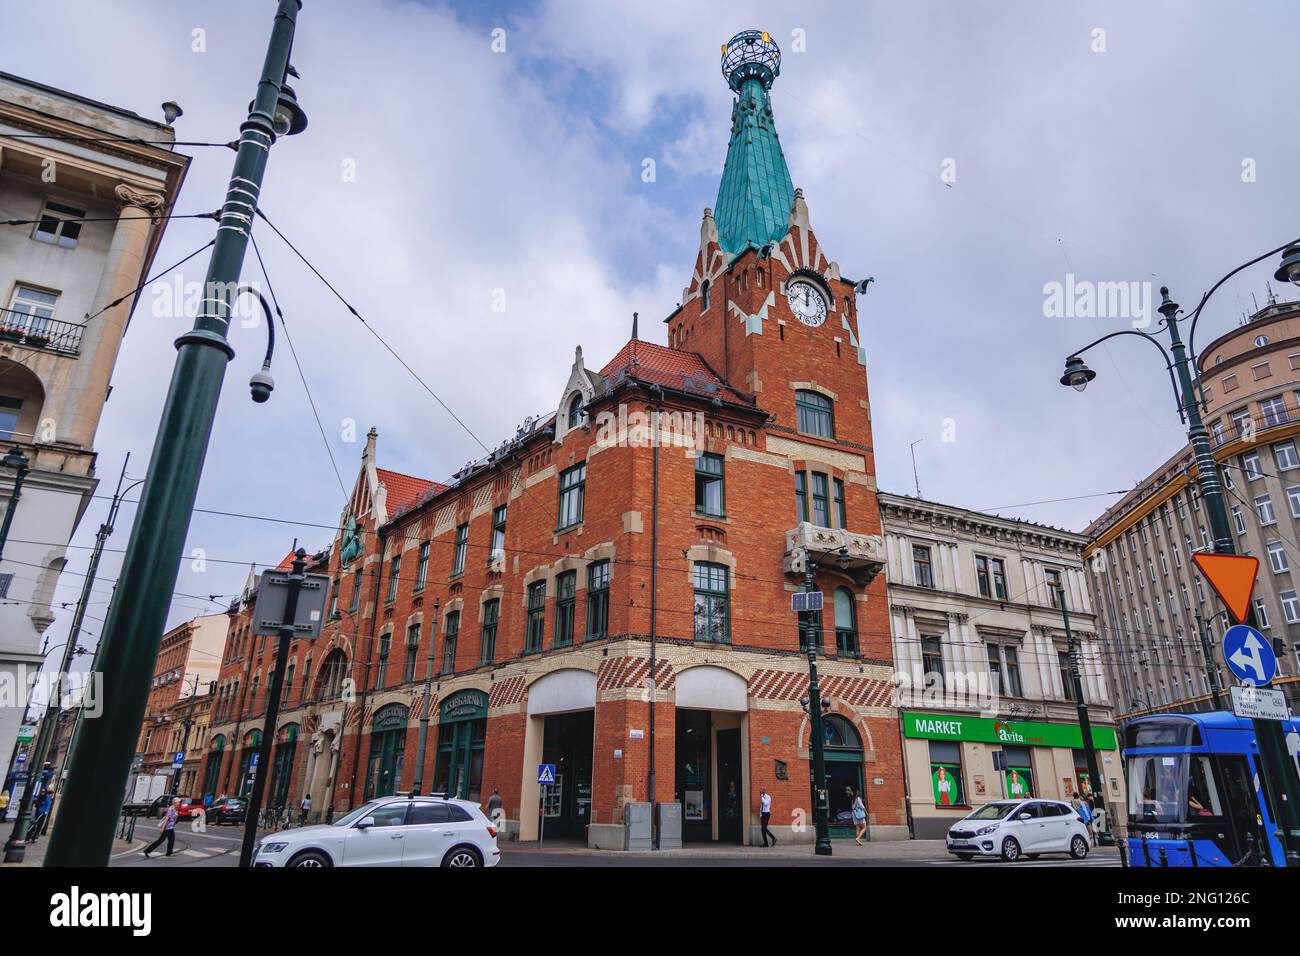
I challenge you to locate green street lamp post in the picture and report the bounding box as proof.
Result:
[799,546,849,857]
[1054,584,1106,826]
[238,548,307,866]
[1062,243,1300,865]
[45,0,308,867]
[411,598,440,796]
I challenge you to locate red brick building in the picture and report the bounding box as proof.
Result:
[202,30,905,846]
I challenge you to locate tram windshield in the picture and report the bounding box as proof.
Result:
[1128,753,1226,824]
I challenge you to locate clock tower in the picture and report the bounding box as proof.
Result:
[667,30,874,468]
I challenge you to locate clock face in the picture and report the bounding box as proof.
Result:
[787,280,827,327]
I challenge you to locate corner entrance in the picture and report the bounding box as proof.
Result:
[541,710,594,839]
[675,710,745,844]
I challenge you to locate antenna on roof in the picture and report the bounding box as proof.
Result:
[632,311,638,341]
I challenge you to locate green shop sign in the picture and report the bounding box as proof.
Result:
[904,712,1117,751]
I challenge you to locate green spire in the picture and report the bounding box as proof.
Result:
[714,31,794,256]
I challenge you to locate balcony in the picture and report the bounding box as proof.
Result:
[0,308,83,355]
[783,522,886,585]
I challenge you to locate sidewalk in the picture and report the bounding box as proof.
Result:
[505,837,1123,863]
[3,833,138,867]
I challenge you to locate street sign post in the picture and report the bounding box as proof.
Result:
[537,764,556,845]
[252,570,331,639]
[1230,685,1291,722]
[791,591,824,613]
[1222,624,1278,687]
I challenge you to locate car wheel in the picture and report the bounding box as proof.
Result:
[288,850,331,868]
[1000,837,1021,862]
[1070,835,1089,860]
[442,845,483,868]
[954,853,974,861]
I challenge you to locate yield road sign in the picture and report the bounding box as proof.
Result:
[1191,552,1259,624]
[537,763,556,785]
[1223,624,1278,686]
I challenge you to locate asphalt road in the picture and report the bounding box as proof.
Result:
[106,825,1121,868]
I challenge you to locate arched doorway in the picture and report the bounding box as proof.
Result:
[365,703,408,799]
[269,723,299,814]
[433,689,487,801]
[822,714,866,837]
[237,729,262,797]
[202,735,224,798]
[674,666,749,844]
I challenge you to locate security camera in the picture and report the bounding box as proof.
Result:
[249,367,275,404]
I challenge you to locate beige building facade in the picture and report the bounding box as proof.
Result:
[881,492,1124,840]
[0,72,188,767]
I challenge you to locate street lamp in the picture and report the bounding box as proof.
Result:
[1060,241,1300,865]
[800,544,850,857]
[46,0,308,867]
[0,446,30,565]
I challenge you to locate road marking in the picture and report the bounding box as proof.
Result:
[181,848,214,858]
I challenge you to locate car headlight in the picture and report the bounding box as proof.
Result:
[975,824,999,836]
[259,842,289,854]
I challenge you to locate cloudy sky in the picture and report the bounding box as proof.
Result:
[7,0,1299,654]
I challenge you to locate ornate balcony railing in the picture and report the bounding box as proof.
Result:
[0,306,83,355]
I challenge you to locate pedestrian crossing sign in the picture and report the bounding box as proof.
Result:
[538,763,556,785]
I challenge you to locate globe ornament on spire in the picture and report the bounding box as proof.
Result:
[720,29,781,92]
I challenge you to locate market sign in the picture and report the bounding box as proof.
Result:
[903,712,1117,751]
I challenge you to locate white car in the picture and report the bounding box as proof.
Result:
[253,795,500,868]
[946,799,1090,862]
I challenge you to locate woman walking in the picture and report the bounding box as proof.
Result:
[849,787,868,845]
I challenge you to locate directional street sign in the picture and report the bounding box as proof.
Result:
[537,763,556,785]
[1191,552,1259,624]
[1230,685,1291,721]
[1222,624,1278,687]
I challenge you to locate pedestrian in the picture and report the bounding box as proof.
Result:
[849,786,868,846]
[27,788,52,841]
[1069,791,1082,815]
[759,788,776,847]
[144,798,180,858]
[485,788,503,824]
[299,793,312,827]
[1084,795,1098,847]
[0,788,9,822]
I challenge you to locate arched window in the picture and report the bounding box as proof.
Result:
[566,393,583,429]
[834,588,857,657]
[795,390,834,438]
[823,714,862,751]
[701,280,711,311]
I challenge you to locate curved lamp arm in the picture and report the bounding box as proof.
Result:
[1069,329,1183,415]
[235,285,276,403]
[1186,239,1300,365]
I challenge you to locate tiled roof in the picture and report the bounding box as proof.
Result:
[377,468,444,515]
[598,339,752,406]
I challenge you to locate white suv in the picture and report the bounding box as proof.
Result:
[946,799,1090,862]
[254,795,500,868]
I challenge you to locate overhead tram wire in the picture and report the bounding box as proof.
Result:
[77,236,216,328]
[248,230,348,500]
[1,131,238,150]
[253,206,491,455]
[2,211,219,228]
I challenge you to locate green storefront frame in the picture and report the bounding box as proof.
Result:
[365,704,409,800]
[902,712,1117,751]
[433,690,487,802]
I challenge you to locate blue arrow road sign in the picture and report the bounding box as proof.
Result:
[1223,624,1278,687]
[538,763,556,785]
